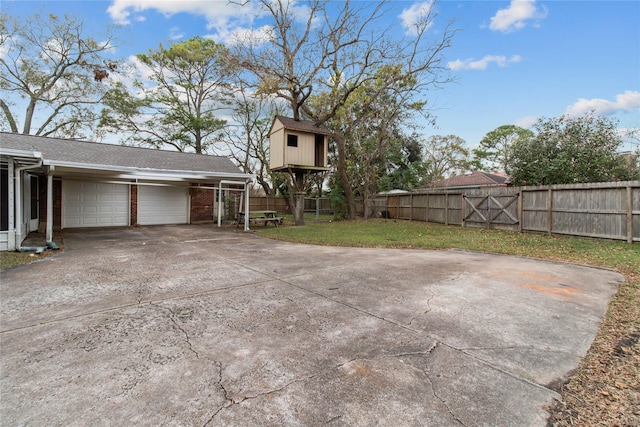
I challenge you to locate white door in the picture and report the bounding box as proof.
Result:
[138,185,189,225]
[63,181,129,228]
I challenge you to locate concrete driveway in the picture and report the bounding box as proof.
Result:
[0,225,623,426]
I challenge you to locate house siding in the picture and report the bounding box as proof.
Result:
[283,131,316,166]
[269,128,285,170]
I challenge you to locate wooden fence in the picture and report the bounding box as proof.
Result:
[243,196,333,216]
[374,181,640,243]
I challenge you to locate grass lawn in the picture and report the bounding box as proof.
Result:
[258,219,640,427]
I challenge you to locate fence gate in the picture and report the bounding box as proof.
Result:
[463,193,519,228]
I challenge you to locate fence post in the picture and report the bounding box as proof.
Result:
[518,190,523,233]
[627,185,633,243]
[486,193,491,229]
[426,193,430,223]
[445,193,449,226]
[461,194,466,227]
[409,194,413,221]
[547,188,553,235]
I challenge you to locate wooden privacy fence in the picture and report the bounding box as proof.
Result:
[374,181,640,243]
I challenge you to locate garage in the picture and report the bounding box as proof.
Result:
[138,185,189,225]
[63,181,129,228]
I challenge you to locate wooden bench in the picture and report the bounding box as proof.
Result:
[237,210,284,228]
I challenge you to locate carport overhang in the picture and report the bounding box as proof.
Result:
[1,149,255,250]
[44,160,256,234]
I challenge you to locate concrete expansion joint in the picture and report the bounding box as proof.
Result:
[452,344,564,397]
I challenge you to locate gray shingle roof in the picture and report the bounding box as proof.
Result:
[420,171,508,189]
[0,132,247,176]
[272,115,331,135]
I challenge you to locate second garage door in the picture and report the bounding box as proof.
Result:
[138,185,189,225]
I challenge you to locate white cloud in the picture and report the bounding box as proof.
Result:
[0,35,15,60]
[127,54,155,82]
[107,0,263,42]
[489,0,547,33]
[399,1,435,36]
[514,115,538,129]
[169,27,185,41]
[448,54,521,71]
[566,91,640,116]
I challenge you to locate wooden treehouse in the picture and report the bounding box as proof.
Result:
[268,115,330,175]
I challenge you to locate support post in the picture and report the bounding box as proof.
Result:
[294,172,305,226]
[14,168,22,249]
[7,160,15,251]
[244,180,250,231]
[46,167,54,243]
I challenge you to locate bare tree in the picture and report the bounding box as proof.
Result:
[225,81,281,195]
[234,0,456,219]
[0,11,119,138]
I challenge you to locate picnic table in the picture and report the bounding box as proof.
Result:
[237,210,284,228]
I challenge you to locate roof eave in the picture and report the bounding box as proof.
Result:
[45,160,254,182]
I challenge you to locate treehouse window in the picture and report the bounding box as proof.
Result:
[287,134,298,147]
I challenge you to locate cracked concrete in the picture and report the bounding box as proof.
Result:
[0,225,622,426]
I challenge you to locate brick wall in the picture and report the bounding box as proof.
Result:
[190,186,216,223]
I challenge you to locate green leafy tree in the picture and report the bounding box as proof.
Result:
[380,136,428,192]
[473,124,533,171]
[320,65,428,219]
[0,11,119,138]
[507,112,639,185]
[423,135,473,184]
[100,37,235,154]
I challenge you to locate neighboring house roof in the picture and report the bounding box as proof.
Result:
[419,171,508,190]
[0,132,252,181]
[269,115,332,136]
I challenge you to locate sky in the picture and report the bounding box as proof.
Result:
[2,0,640,153]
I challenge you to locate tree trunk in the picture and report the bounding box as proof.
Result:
[334,134,356,219]
[292,191,305,226]
[23,98,37,135]
[292,172,306,226]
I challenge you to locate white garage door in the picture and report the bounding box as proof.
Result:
[63,181,129,228]
[138,185,189,225]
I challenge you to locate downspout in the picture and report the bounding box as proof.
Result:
[14,153,43,251]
